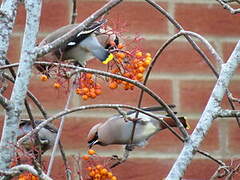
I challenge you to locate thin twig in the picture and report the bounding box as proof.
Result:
[0,94,10,110]
[47,77,75,177]
[70,0,77,24]
[216,0,240,14]
[0,61,184,126]
[0,164,52,180]
[3,73,48,119]
[144,0,240,126]
[36,0,123,58]
[17,104,185,147]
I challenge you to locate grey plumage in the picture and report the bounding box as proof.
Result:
[17,119,57,154]
[37,20,117,74]
[87,107,188,148]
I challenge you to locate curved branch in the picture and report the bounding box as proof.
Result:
[36,0,123,58]
[0,164,52,180]
[144,0,240,126]
[0,61,183,134]
[17,104,184,147]
[3,73,48,119]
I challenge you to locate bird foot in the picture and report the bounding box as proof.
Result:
[125,144,135,151]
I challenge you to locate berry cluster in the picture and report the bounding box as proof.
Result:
[108,50,152,90]
[39,44,152,101]
[75,73,102,100]
[82,149,117,180]
[18,173,39,180]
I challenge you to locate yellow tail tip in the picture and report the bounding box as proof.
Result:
[102,53,114,64]
[184,117,191,129]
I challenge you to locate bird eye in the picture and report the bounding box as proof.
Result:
[114,36,119,46]
[88,133,98,144]
[105,36,119,50]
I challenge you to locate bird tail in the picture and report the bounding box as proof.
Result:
[126,104,176,115]
[178,117,190,129]
[161,116,190,129]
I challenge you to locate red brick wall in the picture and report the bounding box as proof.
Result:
[2,0,240,179]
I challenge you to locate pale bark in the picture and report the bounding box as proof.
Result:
[166,41,240,179]
[0,0,42,173]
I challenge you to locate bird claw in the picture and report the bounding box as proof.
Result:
[111,155,122,161]
[125,144,135,151]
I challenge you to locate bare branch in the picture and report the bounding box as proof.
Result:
[47,79,75,176]
[218,109,240,117]
[216,0,240,14]
[70,0,77,24]
[0,164,52,180]
[17,104,185,147]
[144,0,240,126]
[0,94,10,110]
[0,0,42,171]
[0,61,181,126]
[3,73,48,119]
[166,41,240,179]
[36,0,123,58]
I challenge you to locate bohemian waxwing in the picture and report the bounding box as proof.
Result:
[87,107,189,148]
[17,119,57,154]
[36,20,118,74]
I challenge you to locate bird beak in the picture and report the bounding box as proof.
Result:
[88,140,99,148]
[102,53,114,64]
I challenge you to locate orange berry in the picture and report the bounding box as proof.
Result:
[117,43,124,49]
[82,95,89,100]
[40,75,48,81]
[111,68,119,74]
[122,81,128,85]
[85,73,93,79]
[118,52,126,59]
[136,73,143,80]
[82,87,89,94]
[96,165,103,170]
[107,172,113,178]
[101,175,107,180]
[145,56,152,61]
[87,167,92,171]
[53,82,61,89]
[109,82,118,89]
[128,83,134,88]
[90,92,96,99]
[116,79,122,84]
[76,88,83,95]
[135,51,143,58]
[82,155,90,160]
[132,59,139,64]
[115,52,122,59]
[95,173,101,179]
[100,168,108,175]
[111,176,117,180]
[31,175,39,180]
[143,59,151,67]
[123,72,131,78]
[145,52,151,57]
[138,66,145,73]
[95,89,102,95]
[137,61,144,67]
[89,171,95,177]
[88,149,96,155]
[123,85,129,90]
[89,88,95,93]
